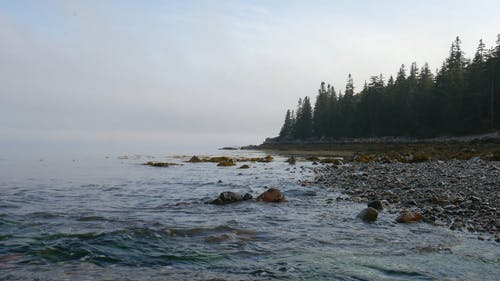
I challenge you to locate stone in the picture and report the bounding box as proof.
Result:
[217,160,236,167]
[239,164,250,169]
[367,199,388,211]
[257,188,286,203]
[208,191,253,205]
[395,211,424,223]
[357,207,378,222]
[286,156,297,165]
[144,161,179,167]
[188,156,202,163]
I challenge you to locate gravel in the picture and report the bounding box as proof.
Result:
[314,159,500,240]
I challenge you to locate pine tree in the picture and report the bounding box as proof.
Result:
[295,96,313,139]
[279,109,293,139]
[313,82,330,137]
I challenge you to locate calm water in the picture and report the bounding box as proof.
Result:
[0,151,499,280]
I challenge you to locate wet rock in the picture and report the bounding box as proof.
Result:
[257,188,286,203]
[286,156,297,164]
[239,164,250,169]
[395,211,424,223]
[188,156,202,163]
[306,156,320,162]
[320,158,343,165]
[144,161,179,167]
[217,160,236,167]
[208,191,253,205]
[367,199,388,211]
[357,207,378,222]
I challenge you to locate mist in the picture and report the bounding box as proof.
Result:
[1,0,500,156]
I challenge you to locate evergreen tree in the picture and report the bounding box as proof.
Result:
[279,109,293,139]
[276,35,500,139]
[294,96,313,139]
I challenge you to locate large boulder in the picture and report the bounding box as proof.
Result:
[357,207,378,222]
[395,210,424,223]
[208,191,253,205]
[257,188,286,203]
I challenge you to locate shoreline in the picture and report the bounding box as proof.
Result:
[313,159,499,241]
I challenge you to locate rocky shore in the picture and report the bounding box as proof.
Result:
[314,159,500,240]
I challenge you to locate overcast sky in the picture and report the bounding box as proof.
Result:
[1,0,499,155]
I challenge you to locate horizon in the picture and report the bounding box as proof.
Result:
[1,0,500,156]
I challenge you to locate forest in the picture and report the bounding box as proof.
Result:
[278,36,500,140]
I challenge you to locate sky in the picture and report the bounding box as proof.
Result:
[1,0,499,156]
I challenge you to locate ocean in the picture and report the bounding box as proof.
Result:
[0,150,499,280]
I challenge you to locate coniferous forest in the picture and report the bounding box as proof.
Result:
[278,36,500,140]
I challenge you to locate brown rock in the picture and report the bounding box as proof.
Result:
[257,188,286,203]
[395,211,424,223]
[357,207,378,222]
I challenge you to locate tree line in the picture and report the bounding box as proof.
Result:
[278,36,500,140]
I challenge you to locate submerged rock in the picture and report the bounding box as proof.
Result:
[257,188,286,203]
[357,207,378,222]
[208,191,253,205]
[395,211,424,223]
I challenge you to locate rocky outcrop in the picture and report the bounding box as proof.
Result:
[257,188,286,203]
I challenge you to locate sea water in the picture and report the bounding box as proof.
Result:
[0,150,499,280]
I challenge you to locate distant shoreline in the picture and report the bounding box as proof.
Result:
[241,132,500,160]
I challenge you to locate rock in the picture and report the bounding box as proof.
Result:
[257,188,286,203]
[367,200,388,211]
[144,161,179,167]
[306,156,320,162]
[395,211,424,223]
[320,158,343,165]
[208,191,253,205]
[217,160,236,167]
[219,147,238,150]
[239,164,250,169]
[286,156,297,165]
[256,155,274,163]
[188,156,202,163]
[357,207,378,222]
